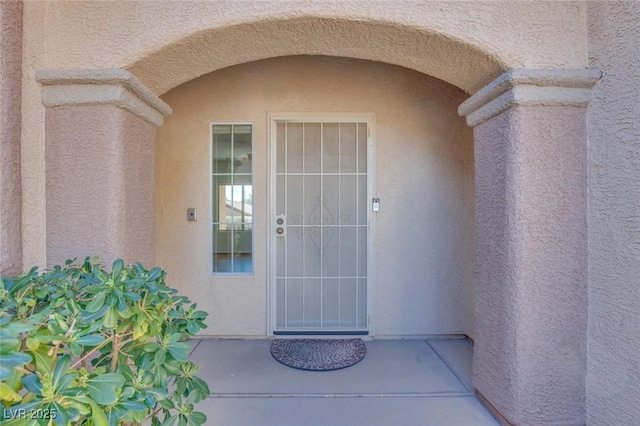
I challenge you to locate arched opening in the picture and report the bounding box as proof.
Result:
[124,16,505,337]
[127,16,507,96]
[155,55,475,337]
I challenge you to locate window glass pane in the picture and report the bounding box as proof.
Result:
[234,125,252,174]
[212,124,253,273]
[213,224,232,273]
[212,125,232,174]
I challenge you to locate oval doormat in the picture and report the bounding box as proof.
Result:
[270,338,366,371]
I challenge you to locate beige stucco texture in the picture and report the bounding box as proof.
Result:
[156,56,474,337]
[36,1,588,93]
[474,106,588,425]
[0,0,23,276]
[45,105,156,268]
[587,2,640,424]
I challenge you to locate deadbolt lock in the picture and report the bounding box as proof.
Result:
[275,215,286,237]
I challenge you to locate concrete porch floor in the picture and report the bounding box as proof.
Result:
[187,338,500,425]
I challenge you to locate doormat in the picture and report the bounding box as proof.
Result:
[270,338,366,371]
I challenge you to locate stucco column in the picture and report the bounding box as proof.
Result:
[36,69,171,268]
[459,69,600,426]
[0,0,23,276]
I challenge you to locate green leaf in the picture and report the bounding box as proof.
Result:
[176,378,187,395]
[147,387,169,400]
[83,303,109,322]
[154,348,167,365]
[112,259,124,279]
[119,400,147,411]
[50,401,69,426]
[26,337,40,351]
[69,342,82,357]
[82,275,102,285]
[52,313,69,332]
[86,373,125,405]
[166,342,190,361]
[118,306,134,319]
[103,306,118,329]
[106,406,128,424]
[117,294,127,312]
[86,292,107,313]
[1,321,36,335]
[189,412,207,426]
[186,322,200,335]
[21,373,43,395]
[147,267,162,281]
[0,382,21,403]
[160,414,178,426]
[65,396,93,417]
[75,334,105,346]
[90,402,109,426]
[28,347,54,376]
[123,292,141,302]
[4,367,23,391]
[0,352,32,368]
[0,336,20,353]
[123,409,148,425]
[154,366,168,389]
[120,386,135,400]
[143,342,160,352]
[52,355,71,390]
[188,377,210,400]
[0,366,10,381]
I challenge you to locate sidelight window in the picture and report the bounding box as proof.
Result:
[212,124,253,273]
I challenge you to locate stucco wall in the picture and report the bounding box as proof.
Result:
[35,1,588,93]
[45,105,156,268]
[587,2,640,424]
[0,0,23,276]
[20,1,590,270]
[156,56,474,337]
[474,105,588,425]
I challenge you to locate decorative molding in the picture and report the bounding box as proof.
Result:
[36,69,172,127]
[458,69,602,127]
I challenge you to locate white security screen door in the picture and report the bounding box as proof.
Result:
[272,119,370,334]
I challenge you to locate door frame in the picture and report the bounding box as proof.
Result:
[267,113,376,336]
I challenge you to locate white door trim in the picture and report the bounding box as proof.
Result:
[267,113,376,336]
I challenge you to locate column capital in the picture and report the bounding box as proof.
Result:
[36,68,172,127]
[459,69,601,127]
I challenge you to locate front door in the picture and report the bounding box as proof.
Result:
[271,118,371,334]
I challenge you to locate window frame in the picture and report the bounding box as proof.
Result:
[210,122,255,275]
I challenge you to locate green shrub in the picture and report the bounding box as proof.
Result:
[0,258,209,425]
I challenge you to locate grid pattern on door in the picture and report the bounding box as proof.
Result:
[274,121,368,331]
